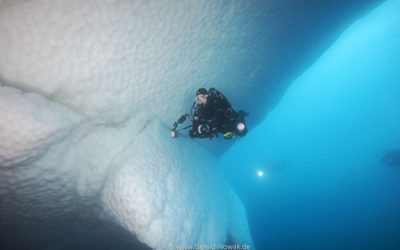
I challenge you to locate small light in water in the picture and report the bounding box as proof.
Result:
[258,171,263,177]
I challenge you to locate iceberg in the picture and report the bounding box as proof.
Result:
[0,1,260,248]
[0,0,385,249]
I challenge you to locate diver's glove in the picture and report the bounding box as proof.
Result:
[208,127,218,139]
[189,129,197,138]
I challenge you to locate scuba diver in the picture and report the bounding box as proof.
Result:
[382,149,400,166]
[170,88,248,139]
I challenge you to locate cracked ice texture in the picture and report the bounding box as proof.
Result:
[0,0,256,248]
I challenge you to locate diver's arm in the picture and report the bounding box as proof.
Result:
[189,116,201,138]
[189,106,206,138]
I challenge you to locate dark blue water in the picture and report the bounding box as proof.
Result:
[220,0,400,249]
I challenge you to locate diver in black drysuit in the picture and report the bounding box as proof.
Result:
[189,88,247,139]
[382,149,400,166]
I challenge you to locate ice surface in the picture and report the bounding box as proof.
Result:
[0,0,256,248]
[0,0,268,124]
[101,121,253,249]
[0,86,82,167]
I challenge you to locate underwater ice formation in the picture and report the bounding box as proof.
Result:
[0,1,261,248]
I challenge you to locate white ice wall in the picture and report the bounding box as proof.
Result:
[0,0,266,124]
[102,121,253,249]
[0,0,258,249]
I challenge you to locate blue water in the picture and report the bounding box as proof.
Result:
[220,0,400,249]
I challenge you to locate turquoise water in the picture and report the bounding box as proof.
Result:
[220,0,400,249]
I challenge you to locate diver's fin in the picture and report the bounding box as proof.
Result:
[238,110,250,117]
